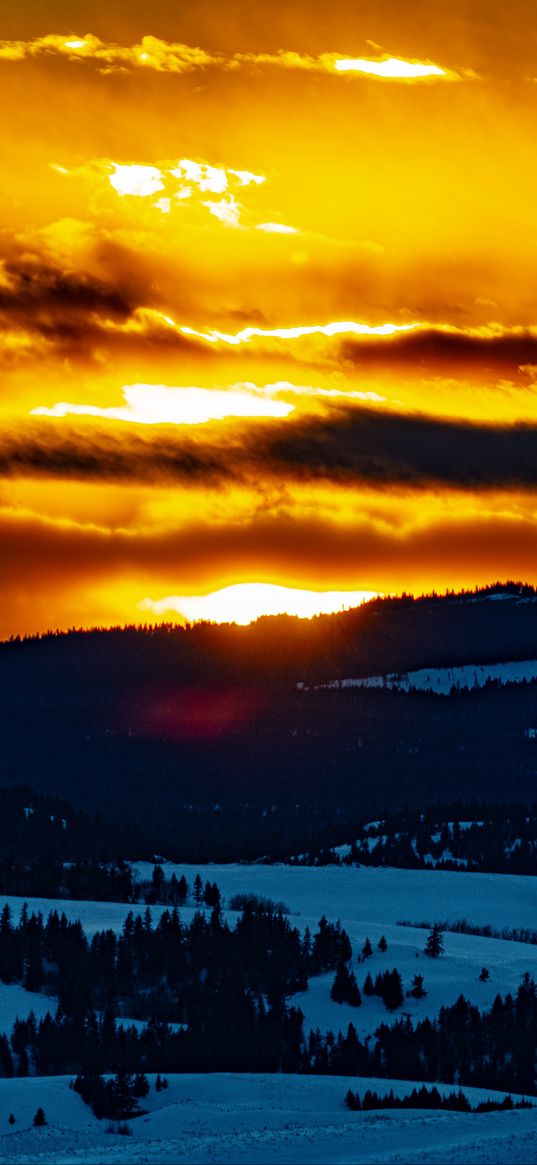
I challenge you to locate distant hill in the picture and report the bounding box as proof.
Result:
[1,582,537,859]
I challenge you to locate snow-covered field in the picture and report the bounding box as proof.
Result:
[313,658,537,694]
[1,1073,536,1164]
[0,983,53,1031]
[2,865,535,1039]
[1,864,536,1161]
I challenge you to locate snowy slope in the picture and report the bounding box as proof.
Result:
[314,658,537,694]
[2,866,535,1041]
[0,983,54,1031]
[1,1073,536,1165]
[128,862,537,933]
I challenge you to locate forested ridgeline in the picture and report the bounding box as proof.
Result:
[292,802,537,875]
[3,583,537,690]
[3,586,537,858]
[0,787,154,864]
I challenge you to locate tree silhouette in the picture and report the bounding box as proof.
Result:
[424,924,445,958]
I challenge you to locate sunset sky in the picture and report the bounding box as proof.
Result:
[2,0,537,636]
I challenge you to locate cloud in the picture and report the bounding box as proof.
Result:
[3,505,537,639]
[0,422,234,486]
[0,33,215,72]
[31,383,295,425]
[0,258,132,321]
[0,32,469,82]
[10,403,537,495]
[109,164,165,198]
[256,223,299,234]
[56,155,267,228]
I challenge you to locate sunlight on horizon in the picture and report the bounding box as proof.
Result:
[139,583,378,625]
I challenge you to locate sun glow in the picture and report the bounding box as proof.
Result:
[140,583,378,625]
[31,384,295,425]
[334,57,447,79]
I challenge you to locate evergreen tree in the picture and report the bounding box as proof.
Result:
[382,969,404,1011]
[424,924,445,958]
[479,967,490,981]
[362,937,373,959]
[409,973,426,998]
[331,963,362,1007]
[33,1108,47,1127]
[193,874,203,905]
[378,935,388,952]
[363,972,374,996]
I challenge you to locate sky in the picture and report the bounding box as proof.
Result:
[2,0,537,635]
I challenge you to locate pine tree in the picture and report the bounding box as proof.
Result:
[382,969,404,1010]
[193,874,203,905]
[363,972,374,996]
[378,935,387,952]
[362,937,373,958]
[479,966,490,981]
[409,973,426,998]
[424,924,445,958]
[8,1114,15,1125]
[33,1108,47,1127]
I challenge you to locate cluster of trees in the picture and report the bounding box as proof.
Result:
[0,898,352,1032]
[306,976,537,1095]
[330,963,361,1006]
[362,969,404,1011]
[397,917,537,948]
[73,1070,150,1120]
[0,855,219,911]
[0,857,137,904]
[295,803,537,876]
[1,999,306,1077]
[1,965,536,1095]
[344,1085,533,1113]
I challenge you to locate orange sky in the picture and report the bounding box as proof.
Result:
[2,1,537,635]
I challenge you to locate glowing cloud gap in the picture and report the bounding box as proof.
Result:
[176,320,420,346]
[139,583,378,625]
[31,384,295,425]
[334,57,446,78]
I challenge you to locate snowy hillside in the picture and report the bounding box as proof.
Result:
[1,864,536,1161]
[2,864,535,1042]
[313,658,537,695]
[1,1073,536,1164]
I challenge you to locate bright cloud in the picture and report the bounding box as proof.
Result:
[0,33,467,83]
[99,157,265,226]
[30,383,295,425]
[177,319,420,346]
[202,195,241,226]
[257,222,298,234]
[139,583,378,625]
[334,57,447,79]
[109,164,165,198]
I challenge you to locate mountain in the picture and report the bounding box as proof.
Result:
[1,582,537,859]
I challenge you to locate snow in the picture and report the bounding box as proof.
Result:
[1,1074,536,1164]
[0,983,54,1029]
[1,866,535,1044]
[313,658,537,695]
[128,862,537,934]
[0,865,536,1161]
